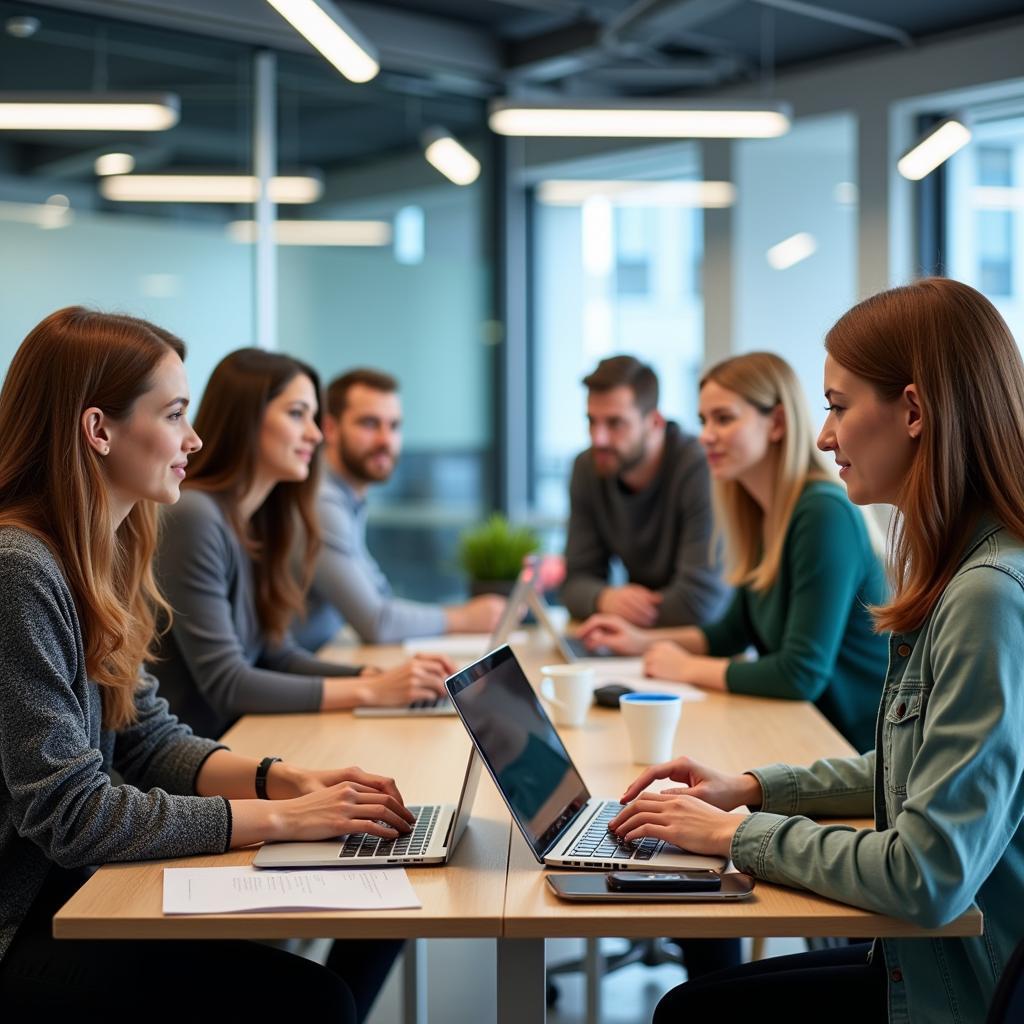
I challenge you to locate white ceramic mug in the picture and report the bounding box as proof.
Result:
[539,664,595,728]
[619,692,683,764]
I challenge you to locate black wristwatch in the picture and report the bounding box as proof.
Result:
[255,756,282,799]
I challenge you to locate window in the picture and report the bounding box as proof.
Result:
[945,114,1024,341]
[531,145,705,536]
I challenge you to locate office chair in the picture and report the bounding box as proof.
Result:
[987,938,1024,1024]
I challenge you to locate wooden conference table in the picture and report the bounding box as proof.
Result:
[54,634,982,1023]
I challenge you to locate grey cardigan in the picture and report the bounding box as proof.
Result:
[0,527,230,964]
[152,490,360,739]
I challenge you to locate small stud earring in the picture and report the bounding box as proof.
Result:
[102,446,110,455]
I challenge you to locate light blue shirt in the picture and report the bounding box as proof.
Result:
[294,469,447,649]
[732,515,1024,1022]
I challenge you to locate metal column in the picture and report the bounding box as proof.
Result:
[253,48,277,350]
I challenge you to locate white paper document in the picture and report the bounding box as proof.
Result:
[163,866,422,915]
[401,631,528,656]
[575,657,706,701]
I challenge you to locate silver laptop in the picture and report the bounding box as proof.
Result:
[352,559,606,719]
[445,645,726,872]
[253,751,482,868]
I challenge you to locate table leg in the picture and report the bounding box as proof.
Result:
[497,938,546,1024]
[403,938,428,1024]
[585,937,604,1024]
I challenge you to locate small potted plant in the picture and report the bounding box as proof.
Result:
[458,514,540,596]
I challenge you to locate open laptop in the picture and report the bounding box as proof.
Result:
[353,557,603,718]
[252,750,482,868]
[445,645,726,872]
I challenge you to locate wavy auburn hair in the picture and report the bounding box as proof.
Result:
[0,306,185,729]
[184,349,321,642]
[825,277,1024,633]
[701,351,831,591]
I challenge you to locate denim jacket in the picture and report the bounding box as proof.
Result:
[731,516,1024,1023]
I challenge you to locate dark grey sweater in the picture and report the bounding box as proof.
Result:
[0,527,230,964]
[561,422,729,626]
[152,490,360,739]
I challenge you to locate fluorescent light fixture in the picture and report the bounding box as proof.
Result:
[897,118,971,181]
[422,128,480,186]
[537,179,735,207]
[228,219,391,246]
[95,152,135,176]
[0,93,179,131]
[766,232,817,270]
[970,185,1024,210]
[265,0,379,83]
[99,174,323,204]
[0,198,72,229]
[489,98,790,138]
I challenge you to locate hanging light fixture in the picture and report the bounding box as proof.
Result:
[0,93,179,131]
[422,128,480,185]
[489,98,791,139]
[99,174,322,204]
[264,0,379,83]
[897,118,971,181]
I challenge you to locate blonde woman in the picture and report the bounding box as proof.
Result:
[578,352,887,751]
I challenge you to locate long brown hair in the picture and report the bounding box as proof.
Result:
[825,277,1024,633]
[700,352,831,590]
[185,348,321,641]
[0,307,185,729]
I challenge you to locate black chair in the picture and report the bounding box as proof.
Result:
[987,938,1024,1024]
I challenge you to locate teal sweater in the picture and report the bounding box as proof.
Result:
[702,481,888,751]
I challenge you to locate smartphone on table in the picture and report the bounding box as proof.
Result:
[546,871,755,902]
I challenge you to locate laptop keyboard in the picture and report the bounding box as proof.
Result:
[409,696,454,711]
[566,801,663,861]
[337,805,440,860]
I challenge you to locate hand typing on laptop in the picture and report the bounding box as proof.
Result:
[355,652,456,706]
[607,756,764,857]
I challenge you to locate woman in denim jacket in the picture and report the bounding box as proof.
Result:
[609,277,1024,1023]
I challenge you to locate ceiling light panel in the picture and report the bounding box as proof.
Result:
[0,94,179,131]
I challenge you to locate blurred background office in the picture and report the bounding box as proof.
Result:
[1,2,1023,1021]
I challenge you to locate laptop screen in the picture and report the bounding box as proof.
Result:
[446,645,590,861]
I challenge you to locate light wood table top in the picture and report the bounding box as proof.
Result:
[54,709,511,940]
[54,633,981,941]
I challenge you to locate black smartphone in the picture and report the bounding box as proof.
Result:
[606,870,721,893]
[546,872,755,902]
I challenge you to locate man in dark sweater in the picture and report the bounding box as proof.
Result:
[562,355,728,628]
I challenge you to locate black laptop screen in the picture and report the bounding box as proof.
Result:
[446,646,590,861]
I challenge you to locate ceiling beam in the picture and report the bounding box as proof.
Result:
[31,1,504,81]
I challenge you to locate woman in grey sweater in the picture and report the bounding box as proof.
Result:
[152,348,453,740]
[0,308,413,1018]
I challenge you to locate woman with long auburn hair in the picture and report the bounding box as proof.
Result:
[608,279,1024,1023]
[578,351,888,751]
[152,347,453,740]
[0,308,418,1018]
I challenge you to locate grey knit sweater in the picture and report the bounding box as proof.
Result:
[152,490,361,739]
[0,527,231,963]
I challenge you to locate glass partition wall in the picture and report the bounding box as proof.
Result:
[0,1,493,604]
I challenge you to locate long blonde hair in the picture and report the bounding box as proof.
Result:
[826,277,1024,633]
[0,307,184,729]
[701,352,830,591]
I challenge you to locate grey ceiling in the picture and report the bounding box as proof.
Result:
[1,0,1022,185]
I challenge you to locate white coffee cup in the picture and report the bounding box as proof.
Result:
[620,692,683,764]
[539,664,595,728]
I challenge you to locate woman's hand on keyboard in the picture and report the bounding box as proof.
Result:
[606,790,748,858]
[271,781,416,842]
[363,654,455,706]
[619,756,764,812]
[575,614,650,655]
